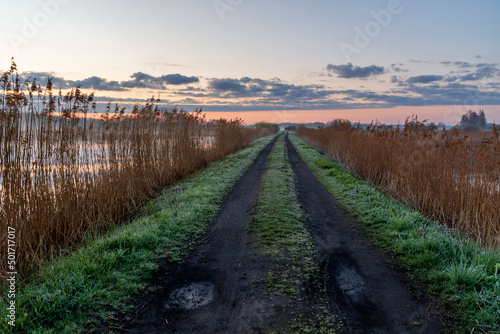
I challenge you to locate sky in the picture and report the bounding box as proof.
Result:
[1,0,500,124]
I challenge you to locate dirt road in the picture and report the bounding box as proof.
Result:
[286,135,438,333]
[104,134,440,333]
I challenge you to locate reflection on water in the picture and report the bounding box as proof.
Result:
[0,135,215,190]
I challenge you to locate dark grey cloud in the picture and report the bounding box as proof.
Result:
[121,72,199,88]
[326,63,385,78]
[20,71,199,92]
[328,81,500,108]
[409,82,500,105]
[334,89,425,106]
[21,71,126,91]
[407,75,444,84]
[441,61,473,68]
[437,61,500,82]
[239,77,252,84]
[208,78,247,92]
[76,76,123,91]
[162,74,199,85]
[406,82,500,105]
[459,64,499,81]
[21,71,61,85]
[391,63,408,72]
[205,77,335,103]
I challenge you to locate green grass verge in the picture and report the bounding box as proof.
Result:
[289,132,500,333]
[248,134,341,334]
[0,134,277,334]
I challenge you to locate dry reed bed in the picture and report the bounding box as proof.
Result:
[297,119,500,248]
[0,61,269,281]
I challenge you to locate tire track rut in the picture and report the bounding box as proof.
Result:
[286,134,439,333]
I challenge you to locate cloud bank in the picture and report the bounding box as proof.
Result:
[407,75,444,84]
[16,60,500,112]
[20,71,199,91]
[326,63,385,78]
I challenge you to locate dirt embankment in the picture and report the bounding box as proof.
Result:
[102,133,441,333]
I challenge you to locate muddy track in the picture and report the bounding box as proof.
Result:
[285,134,439,333]
[108,135,282,334]
[103,133,441,333]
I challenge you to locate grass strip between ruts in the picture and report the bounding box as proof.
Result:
[248,135,341,333]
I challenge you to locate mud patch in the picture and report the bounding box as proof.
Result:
[164,282,215,311]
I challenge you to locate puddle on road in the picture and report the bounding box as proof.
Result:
[335,266,366,302]
[164,282,215,311]
[324,253,368,303]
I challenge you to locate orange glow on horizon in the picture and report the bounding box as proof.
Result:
[201,105,500,125]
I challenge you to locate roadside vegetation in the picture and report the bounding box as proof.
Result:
[290,132,500,333]
[248,134,341,333]
[297,118,500,248]
[0,112,277,333]
[0,59,271,279]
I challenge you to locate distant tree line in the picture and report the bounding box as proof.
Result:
[254,122,280,133]
[459,110,487,130]
[273,109,495,133]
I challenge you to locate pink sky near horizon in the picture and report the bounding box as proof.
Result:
[202,105,500,126]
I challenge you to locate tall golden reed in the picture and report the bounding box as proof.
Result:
[0,60,269,281]
[298,118,500,247]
